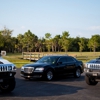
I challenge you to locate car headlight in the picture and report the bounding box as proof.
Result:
[13,66,16,71]
[84,63,88,68]
[34,68,44,72]
[21,66,24,71]
[84,68,90,72]
[86,69,90,72]
[8,66,12,71]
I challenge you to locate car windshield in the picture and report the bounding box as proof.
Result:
[36,56,59,64]
[88,59,96,63]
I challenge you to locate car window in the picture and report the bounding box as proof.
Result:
[58,57,67,63]
[36,56,58,64]
[88,60,96,63]
[96,60,100,63]
[66,57,75,62]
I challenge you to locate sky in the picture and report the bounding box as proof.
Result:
[0,0,100,38]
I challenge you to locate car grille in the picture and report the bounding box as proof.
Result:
[24,67,34,73]
[0,66,12,72]
[89,64,100,69]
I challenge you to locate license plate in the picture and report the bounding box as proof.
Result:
[93,73,97,76]
[0,79,3,82]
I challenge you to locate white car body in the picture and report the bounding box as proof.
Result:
[0,57,16,72]
[0,57,12,64]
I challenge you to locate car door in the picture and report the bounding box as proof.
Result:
[65,57,76,73]
[55,57,68,75]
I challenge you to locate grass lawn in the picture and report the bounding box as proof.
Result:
[2,52,100,68]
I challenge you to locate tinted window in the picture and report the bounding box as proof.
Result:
[58,57,67,63]
[66,57,75,62]
[36,56,59,64]
[96,60,100,63]
[88,60,96,63]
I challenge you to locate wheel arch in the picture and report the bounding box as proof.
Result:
[75,65,83,73]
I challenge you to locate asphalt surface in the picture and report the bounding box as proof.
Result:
[0,68,100,100]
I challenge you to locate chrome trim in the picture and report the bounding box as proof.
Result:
[24,67,34,73]
[87,63,100,69]
[0,65,15,72]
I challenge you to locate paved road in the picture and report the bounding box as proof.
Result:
[0,68,100,100]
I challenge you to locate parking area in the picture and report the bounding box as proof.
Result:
[0,68,100,100]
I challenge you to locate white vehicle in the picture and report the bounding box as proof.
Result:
[84,57,100,85]
[0,57,16,92]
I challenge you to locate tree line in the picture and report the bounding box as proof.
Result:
[0,27,100,53]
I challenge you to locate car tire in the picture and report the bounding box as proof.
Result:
[0,78,16,93]
[85,75,98,85]
[45,70,54,81]
[74,68,81,78]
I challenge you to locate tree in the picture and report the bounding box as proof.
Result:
[0,33,4,48]
[23,30,38,52]
[17,30,38,52]
[45,33,52,52]
[68,37,78,51]
[45,33,51,40]
[17,34,24,52]
[0,27,13,52]
[52,35,61,52]
[35,39,44,52]
[1,27,13,37]
[61,31,70,52]
[78,38,85,52]
[88,34,100,52]
[39,37,46,52]
[10,37,18,53]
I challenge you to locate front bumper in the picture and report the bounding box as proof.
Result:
[0,72,16,83]
[85,68,100,77]
[20,71,44,78]
[86,72,100,77]
[0,72,16,78]
[85,72,100,81]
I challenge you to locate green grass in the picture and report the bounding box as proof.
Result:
[2,52,100,68]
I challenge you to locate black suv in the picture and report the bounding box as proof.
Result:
[21,55,84,81]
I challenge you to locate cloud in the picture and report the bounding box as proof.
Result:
[21,26,25,29]
[88,26,100,30]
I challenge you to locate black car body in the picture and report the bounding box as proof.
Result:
[21,55,84,81]
[84,57,100,85]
